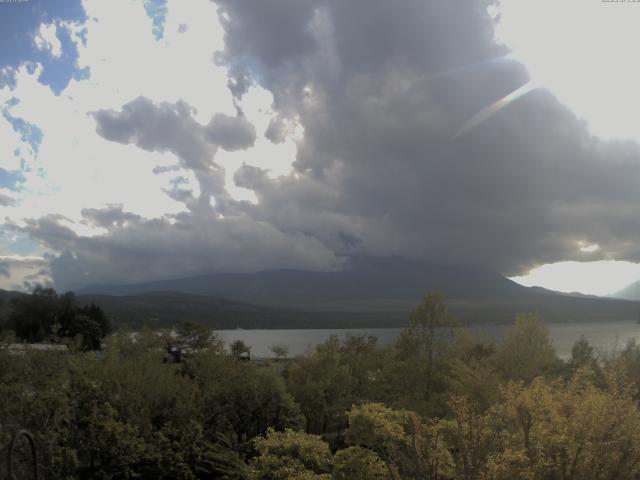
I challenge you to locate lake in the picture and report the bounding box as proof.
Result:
[216,320,640,360]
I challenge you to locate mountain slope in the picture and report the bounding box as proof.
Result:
[76,291,406,329]
[614,280,640,301]
[74,289,640,328]
[77,256,525,308]
[72,256,640,326]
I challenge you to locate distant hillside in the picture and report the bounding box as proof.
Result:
[71,256,640,327]
[3,283,640,330]
[77,256,525,308]
[76,291,406,329]
[447,293,640,324]
[614,280,640,302]
[75,290,640,328]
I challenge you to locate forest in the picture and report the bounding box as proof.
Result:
[2,291,640,479]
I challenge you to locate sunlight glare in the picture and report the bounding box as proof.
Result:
[494,0,640,141]
[511,260,640,297]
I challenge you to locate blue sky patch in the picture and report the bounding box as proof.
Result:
[0,0,86,93]
[0,229,40,256]
[144,0,168,40]
[0,168,26,191]
[3,109,43,153]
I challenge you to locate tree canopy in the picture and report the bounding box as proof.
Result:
[5,286,111,350]
[2,292,640,479]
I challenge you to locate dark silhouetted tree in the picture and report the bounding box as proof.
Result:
[7,287,110,350]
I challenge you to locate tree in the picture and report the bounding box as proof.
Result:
[333,446,387,480]
[188,354,303,445]
[69,314,104,351]
[175,320,217,352]
[407,291,457,364]
[230,339,251,359]
[495,314,556,382]
[269,343,289,360]
[7,286,59,342]
[6,287,110,350]
[195,436,250,480]
[77,302,112,338]
[346,403,453,479]
[249,429,333,480]
[286,336,354,434]
[446,329,500,409]
[446,395,505,480]
[378,293,457,415]
[495,373,640,479]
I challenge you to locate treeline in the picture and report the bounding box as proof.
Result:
[0,286,111,350]
[2,293,640,478]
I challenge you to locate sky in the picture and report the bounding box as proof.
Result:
[1,0,640,296]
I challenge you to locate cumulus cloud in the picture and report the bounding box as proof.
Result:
[211,0,640,275]
[92,96,256,211]
[81,204,142,229]
[205,112,256,151]
[18,209,341,290]
[34,23,62,58]
[0,192,16,207]
[0,255,50,291]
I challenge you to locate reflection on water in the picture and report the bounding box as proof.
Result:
[217,320,640,360]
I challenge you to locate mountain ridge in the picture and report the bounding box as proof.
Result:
[69,256,640,326]
[5,257,640,329]
[613,280,640,301]
[76,256,525,307]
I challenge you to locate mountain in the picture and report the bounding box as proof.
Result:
[74,256,640,326]
[4,255,640,328]
[77,256,524,308]
[75,291,406,329]
[614,280,640,301]
[71,288,640,328]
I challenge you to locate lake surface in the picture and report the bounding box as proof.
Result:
[216,320,640,360]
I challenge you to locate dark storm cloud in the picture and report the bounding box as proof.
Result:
[215,0,319,96]
[212,0,640,275]
[30,0,640,289]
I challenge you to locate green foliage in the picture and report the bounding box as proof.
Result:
[495,313,556,382]
[446,330,500,409]
[195,436,250,480]
[377,293,457,416]
[249,429,333,480]
[346,403,453,479]
[286,336,354,435]
[285,333,383,436]
[174,320,220,352]
[5,292,640,479]
[7,286,60,342]
[185,350,303,446]
[6,286,110,350]
[230,339,252,359]
[269,343,289,360]
[333,446,387,480]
